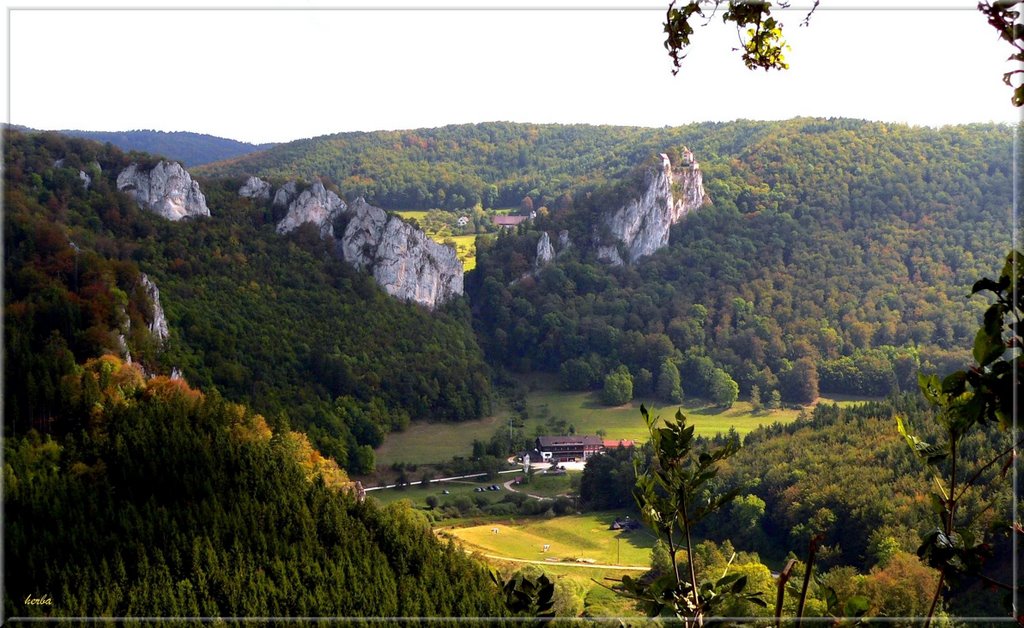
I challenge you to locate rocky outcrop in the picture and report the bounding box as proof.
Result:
[597,150,706,264]
[535,232,555,270]
[79,170,91,190]
[273,181,298,208]
[239,176,272,200]
[116,161,210,221]
[340,198,463,308]
[140,273,169,343]
[276,181,347,237]
[558,230,571,252]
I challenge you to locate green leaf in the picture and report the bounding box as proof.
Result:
[844,595,870,617]
[970,277,1003,295]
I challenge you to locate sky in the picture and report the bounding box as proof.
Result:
[5,1,1021,144]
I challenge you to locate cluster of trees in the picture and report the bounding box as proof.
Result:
[5,358,510,619]
[196,122,671,210]
[3,130,492,473]
[469,119,1012,407]
[577,396,1014,617]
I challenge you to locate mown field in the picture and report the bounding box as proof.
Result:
[448,511,656,567]
[443,512,656,618]
[375,409,508,466]
[376,376,874,467]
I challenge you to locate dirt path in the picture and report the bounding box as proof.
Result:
[481,554,648,571]
[502,479,551,500]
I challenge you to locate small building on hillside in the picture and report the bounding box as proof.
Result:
[603,439,635,450]
[492,215,528,228]
[457,216,470,227]
[536,435,604,462]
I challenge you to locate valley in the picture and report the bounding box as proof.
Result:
[4,119,1018,623]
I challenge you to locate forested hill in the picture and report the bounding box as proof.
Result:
[467,119,1015,407]
[15,126,275,167]
[3,130,491,476]
[195,121,764,209]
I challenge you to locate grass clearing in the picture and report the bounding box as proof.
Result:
[448,511,656,567]
[374,410,507,466]
[449,234,477,272]
[520,472,577,498]
[369,475,510,507]
[480,557,645,618]
[523,388,811,443]
[375,376,876,468]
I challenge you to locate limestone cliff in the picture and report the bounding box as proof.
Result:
[273,181,298,208]
[596,149,707,264]
[340,198,463,309]
[116,161,210,221]
[238,175,272,200]
[276,181,347,237]
[535,232,555,270]
[140,273,169,343]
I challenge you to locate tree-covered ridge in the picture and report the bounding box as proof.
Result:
[3,129,491,474]
[17,126,276,167]
[196,120,774,210]
[5,358,508,620]
[468,119,1014,406]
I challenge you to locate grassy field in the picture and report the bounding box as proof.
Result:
[375,410,508,466]
[449,234,477,272]
[375,379,874,467]
[520,472,577,498]
[393,210,430,221]
[448,511,656,567]
[369,475,510,506]
[480,556,645,618]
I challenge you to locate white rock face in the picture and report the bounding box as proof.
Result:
[273,181,298,208]
[535,232,555,270]
[340,198,463,309]
[140,273,169,343]
[239,176,272,200]
[597,149,707,264]
[116,161,210,221]
[276,181,347,237]
[79,170,91,190]
[596,244,624,266]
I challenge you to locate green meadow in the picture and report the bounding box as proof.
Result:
[375,410,508,466]
[375,376,871,467]
[447,511,656,568]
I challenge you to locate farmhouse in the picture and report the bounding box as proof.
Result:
[535,435,604,462]
[603,439,635,449]
[492,215,528,228]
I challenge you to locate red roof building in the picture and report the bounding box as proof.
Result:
[603,439,636,449]
[492,215,528,228]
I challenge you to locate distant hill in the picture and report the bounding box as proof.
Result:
[12,126,275,166]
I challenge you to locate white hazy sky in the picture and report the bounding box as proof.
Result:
[5,1,1021,144]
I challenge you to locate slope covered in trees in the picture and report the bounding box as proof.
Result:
[25,127,276,167]
[5,356,508,619]
[3,129,491,475]
[196,121,773,210]
[468,119,1014,406]
[579,396,1015,618]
